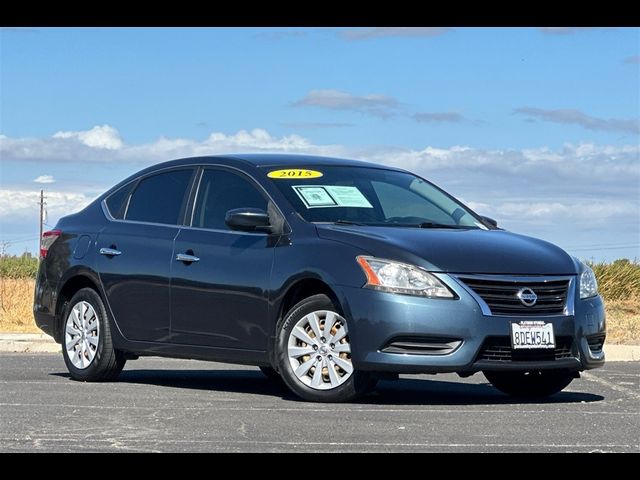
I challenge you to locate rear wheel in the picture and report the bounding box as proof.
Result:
[484,370,574,398]
[61,288,126,382]
[276,294,376,402]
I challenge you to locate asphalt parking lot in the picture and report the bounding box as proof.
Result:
[0,353,638,452]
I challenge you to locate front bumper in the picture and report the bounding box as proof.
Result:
[337,280,606,374]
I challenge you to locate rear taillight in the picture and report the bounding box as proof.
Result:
[40,230,62,258]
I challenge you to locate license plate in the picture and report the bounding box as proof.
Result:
[511,321,555,349]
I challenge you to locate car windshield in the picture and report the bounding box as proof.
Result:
[266,166,486,229]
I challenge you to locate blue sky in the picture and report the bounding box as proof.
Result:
[1,27,639,261]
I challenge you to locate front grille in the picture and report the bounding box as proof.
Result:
[459,277,570,316]
[381,336,462,355]
[477,336,573,362]
[587,334,606,354]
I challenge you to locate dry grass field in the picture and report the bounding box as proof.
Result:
[604,299,640,344]
[0,278,37,333]
[0,257,638,344]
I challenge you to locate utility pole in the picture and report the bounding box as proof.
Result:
[39,189,45,244]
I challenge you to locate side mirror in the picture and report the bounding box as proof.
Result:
[480,215,498,228]
[225,208,272,232]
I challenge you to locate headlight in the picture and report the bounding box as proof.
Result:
[356,256,455,298]
[579,264,598,299]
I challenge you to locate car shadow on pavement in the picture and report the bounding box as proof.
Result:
[52,368,604,405]
[367,378,604,405]
[53,368,298,398]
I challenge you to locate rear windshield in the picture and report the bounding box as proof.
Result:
[265,166,485,228]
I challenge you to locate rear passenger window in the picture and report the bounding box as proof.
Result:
[193,169,268,230]
[126,169,193,225]
[105,183,135,219]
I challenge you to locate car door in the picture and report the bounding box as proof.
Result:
[96,167,196,342]
[170,167,277,350]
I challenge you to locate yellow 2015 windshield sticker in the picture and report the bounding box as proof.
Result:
[267,169,323,179]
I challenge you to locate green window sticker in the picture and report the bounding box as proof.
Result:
[324,186,373,208]
[293,185,373,209]
[294,186,338,207]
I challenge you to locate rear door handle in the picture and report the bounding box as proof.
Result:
[176,253,200,263]
[99,247,122,256]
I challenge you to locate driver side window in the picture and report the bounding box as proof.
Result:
[192,169,268,231]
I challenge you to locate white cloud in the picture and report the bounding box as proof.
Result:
[492,200,637,222]
[33,175,55,184]
[1,126,638,259]
[294,90,472,123]
[0,189,92,221]
[3,127,638,191]
[515,107,640,134]
[464,199,637,225]
[364,142,639,188]
[0,126,346,164]
[53,124,124,150]
[293,89,401,119]
[412,112,466,123]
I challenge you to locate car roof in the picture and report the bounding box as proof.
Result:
[98,153,407,202]
[218,153,387,168]
[150,153,400,170]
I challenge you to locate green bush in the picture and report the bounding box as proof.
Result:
[0,254,39,279]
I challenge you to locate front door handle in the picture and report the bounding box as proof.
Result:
[176,253,200,263]
[99,247,122,256]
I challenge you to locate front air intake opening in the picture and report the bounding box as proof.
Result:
[381,336,462,355]
[477,336,574,362]
[586,334,606,354]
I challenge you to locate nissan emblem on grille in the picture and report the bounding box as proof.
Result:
[517,287,538,307]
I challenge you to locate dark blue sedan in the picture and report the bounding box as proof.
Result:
[34,154,606,402]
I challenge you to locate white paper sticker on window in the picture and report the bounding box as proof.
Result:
[323,186,373,208]
[294,186,337,207]
[292,185,373,209]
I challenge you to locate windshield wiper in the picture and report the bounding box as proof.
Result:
[333,219,369,226]
[328,220,472,229]
[418,222,471,229]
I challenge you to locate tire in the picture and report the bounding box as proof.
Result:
[483,370,574,398]
[259,365,283,382]
[276,294,377,402]
[61,287,126,382]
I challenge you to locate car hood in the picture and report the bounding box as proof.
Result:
[316,225,578,275]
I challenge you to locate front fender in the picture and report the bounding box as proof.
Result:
[267,235,373,346]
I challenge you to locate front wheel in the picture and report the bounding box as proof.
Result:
[483,370,574,398]
[276,294,376,402]
[61,288,126,382]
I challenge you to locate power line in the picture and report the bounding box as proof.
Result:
[563,242,640,249]
[0,236,41,245]
[569,245,640,252]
